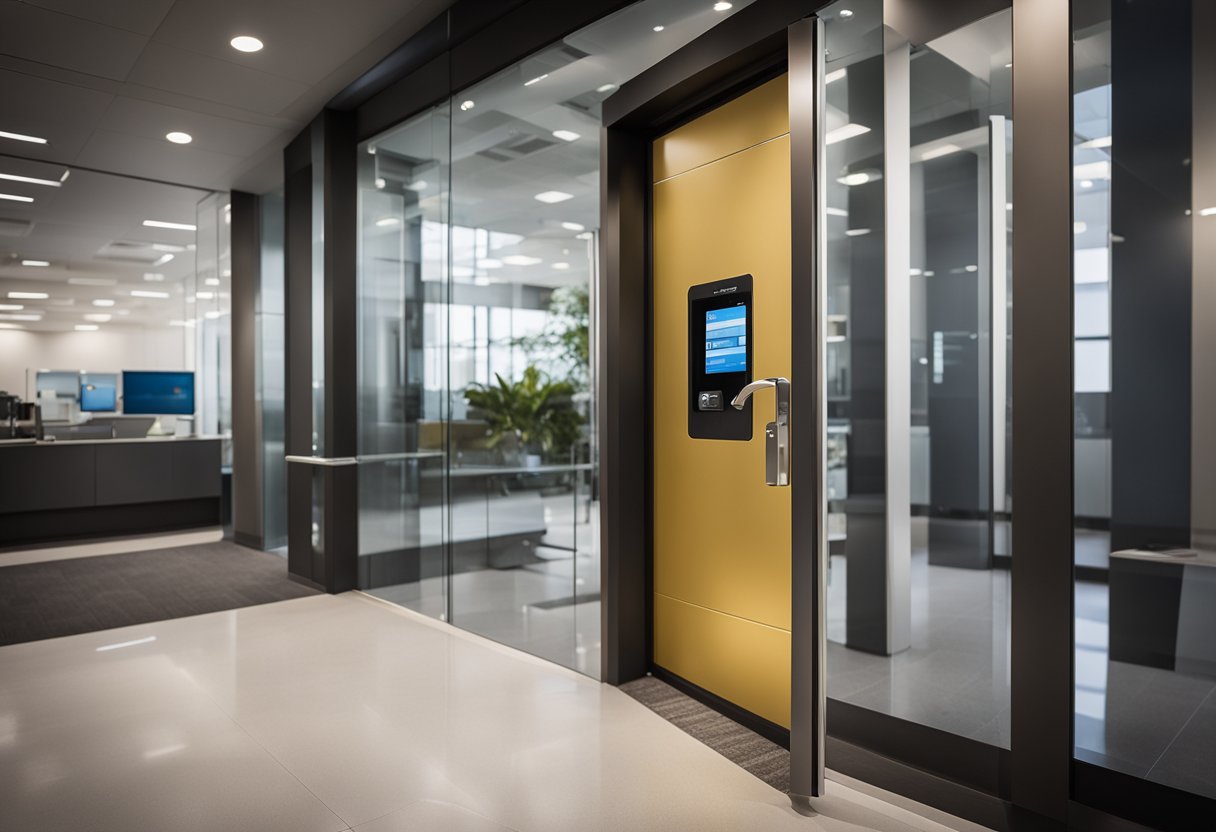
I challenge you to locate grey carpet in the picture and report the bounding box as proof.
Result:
[620,676,791,792]
[0,541,320,646]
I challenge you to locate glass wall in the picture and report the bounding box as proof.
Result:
[823,0,1013,747]
[356,0,754,676]
[1073,0,1216,804]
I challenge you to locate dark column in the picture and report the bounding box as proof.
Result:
[1109,0,1192,552]
[230,190,263,549]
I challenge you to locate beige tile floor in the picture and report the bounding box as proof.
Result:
[0,591,985,832]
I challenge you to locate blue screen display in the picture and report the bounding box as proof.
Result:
[121,371,195,415]
[705,305,747,375]
[79,374,118,412]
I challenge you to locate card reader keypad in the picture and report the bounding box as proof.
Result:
[697,390,724,411]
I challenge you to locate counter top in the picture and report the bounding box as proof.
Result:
[0,435,224,448]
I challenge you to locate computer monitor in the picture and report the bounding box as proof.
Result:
[121,370,195,416]
[79,373,118,412]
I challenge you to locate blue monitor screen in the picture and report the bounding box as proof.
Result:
[121,371,195,415]
[705,305,747,375]
[79,374,118,412]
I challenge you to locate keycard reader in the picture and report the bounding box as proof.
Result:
[688,275,752,440]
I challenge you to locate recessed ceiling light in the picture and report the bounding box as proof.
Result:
[92,299,115,307]
[561,221,585,231]
[75,324,99,331]
[826,207,848,217]
[0,172,61,188]
[143,273,165,282]
[0,193,34,203]
[653,25,665,32]
[524,74,549,86]
[845,228,871,237]
[21,259,49,267]
[130,290,169,299]
[374,177,386,189]
[460,100,475,111]
[142,220,196,231]
[838,172,871,186]
[1080,179,1093,189]
[576,231,593,240]
[1200,206,1216,217]
[596,84,618,93]
[205,277,220,286]
[503,255,542,266]
[552,130,581,142]
[552,262,570,270]
[0,304,23,311]
[965,264,978,272]
[0,130,47,144]
[534,190,573,204]
[375,217,401,227]
[230,35,264,53]
[166,132,193,145]
[84,313,111,322]
[69,277,116,286]
[838,9,854,18]
[480,258,503,269]
[0,313,41,321]
[8,291,48,299]
[1074,221,1088,234]
[825,123,870,145]
[714,2,733,10]
[1004,62,1012,68]
[60,169,70,182]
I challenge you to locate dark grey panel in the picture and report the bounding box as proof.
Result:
[885,0,1011,46]
[95,442,174,506]
[0,444,95,513]
[231,190,262,543]
[171,440,222,499]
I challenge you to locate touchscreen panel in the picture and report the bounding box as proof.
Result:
[705,304,747,375]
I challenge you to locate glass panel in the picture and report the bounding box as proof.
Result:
[823,0,1013,747]
[259,188,288,550]
[1072,0,1216,802]
[356,104,451,620]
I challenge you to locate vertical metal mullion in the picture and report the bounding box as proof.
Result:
[1010,0,1074,821]
[789,15,827,805]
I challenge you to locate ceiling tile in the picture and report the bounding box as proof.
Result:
[0,70,114,161]
[0,3,148,81]
[75,129,242,190]
[96,96,285,157]
[126,42,312,116]
[21,0,176,36]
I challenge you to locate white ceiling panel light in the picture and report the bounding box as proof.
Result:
[838,171,877,186]
[74,324,99,331]
[166,132,192,144]
[153,253,175,266]
[143,273,165,282]
[84,313,111,322]
[0,193,34,203]
[825,123,870,145]
[142,220,197,231]
[825,207,848,217]
[714,2,733,10]
[69,277,116,286]
[561,221,585,231]
[230,35,264,53]
[0,313,41,321]
[1198,206,1216,217]
[21,259,49,267]
[375,217,401,227]
[8,291,48,299]
[0,130,47,144]
[130,290,169,299]
[205,277,221,286]
[838,8,854,18]
[92,299,115,307]
[653,25,665,32]
[596,84,618,93]
[0,304,23,311]
[460,100,475,111]
[576,231,593,240]
[524,74,549,86]
[0,323,22,329]
[845,228,871,237]
[552,130,581,142]
[503,255,542,266]
[0,172,62,188]
[196,292,215,300]
[534,190,573,204]
[552,262,570,270]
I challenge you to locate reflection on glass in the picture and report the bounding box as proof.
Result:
[823,0,1013,747]
[1072,0,1216,803]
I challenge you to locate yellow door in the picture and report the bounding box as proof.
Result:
[651,75,792,728]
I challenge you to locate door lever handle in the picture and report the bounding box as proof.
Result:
[731,377,790,486]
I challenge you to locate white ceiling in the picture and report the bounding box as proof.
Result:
[0,0,453,193]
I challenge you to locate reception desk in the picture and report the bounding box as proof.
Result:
[0,437,222,547]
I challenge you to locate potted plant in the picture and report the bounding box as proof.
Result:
[464,366,582,466]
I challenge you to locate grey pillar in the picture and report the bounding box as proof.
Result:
[231,190,264,549]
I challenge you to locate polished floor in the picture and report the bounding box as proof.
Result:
[0,592,981,832]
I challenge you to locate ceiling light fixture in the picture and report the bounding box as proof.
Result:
[1080,180,1094,189]
[142,220,196,231]
[552,262,570,270]
[524,74,549,86]
[825,207,848,217]
[196,291,214,300]
[838,9,854,18]
[534,190,573,204]
[920,143,962,161]
[92,299,115,307]
[0,323,21,329]
[166,132,193,144]
[60,169,70,182]
[69,277,116,286]
[0,193,34,203]
[8,291,48,299]
[825,123,870,145]
[230,35,264,53]
[0,172,61,187]
[503,255,542,266]
[21,259,49,267]
[375,217,401,227]
[0,130,47,144]
[205,277,220,286]
[153,253,174,266]
[460,100,475,111]
[576,231,593,240]
[845,228,871,237]
[130,290,169,299]
[1079,135,1111,149]
[596,84,617,93]
[838,172,871,186]
[143,273,165,282]
[1198,206,1216,217]
[653,25,665,32]
[714,2,733,10]
[0,304,23,311]
[1074,221,1088,234]
[75,324,99,331]
[169,320,195,327]
[0,313,41,321]
[552,130,581,142]
[561,221,585,231]
[405,181,427,192]
[965,264,978,272]
[84,313,111,322]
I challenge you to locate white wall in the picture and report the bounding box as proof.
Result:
[0,328,187,399]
